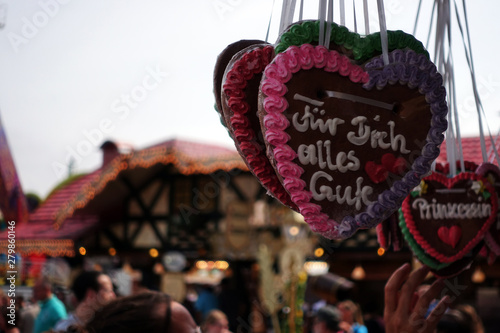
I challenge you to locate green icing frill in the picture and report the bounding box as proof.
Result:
[275,20,429,63]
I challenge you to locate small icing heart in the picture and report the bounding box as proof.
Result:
[365,161,388,184]
[381,153,407,175]
[438,225,462,248]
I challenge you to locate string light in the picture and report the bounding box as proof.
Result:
[79,247,86,256]
[149,248,159,258]
[108,248,116,256]
[0,240,75,257]
[314,247,325,257]
[377,247,385,256]
[53,144,248,228]
[215,261,229,270]
[289,226,299,236]
[304,261,329,276]
[471,266,486,284]
[351,265,366,280]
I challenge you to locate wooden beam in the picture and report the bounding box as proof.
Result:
[121,176,168,248]
[228,178,248,202]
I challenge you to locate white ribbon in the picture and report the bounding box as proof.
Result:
[363,0,370,34]
[340,0,345,26]
[376,0,389,65]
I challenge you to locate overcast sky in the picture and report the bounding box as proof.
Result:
[0,0,499,198]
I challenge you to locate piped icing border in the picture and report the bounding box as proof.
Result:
[376,222,390,250]
[435,160,478,175]
[398,209,451,270]
[476,162,500,255]
[261,45,448,239]
[222,45,297,209]
[401,172,497,263]
[275,20,429,62]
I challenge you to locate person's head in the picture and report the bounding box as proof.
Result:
[436,304,484,333]
[202,310,230,333]
[72,271,116,306]
[33,277,52,302]
[436,309,473,333]
[70,291,198,333]
[338,300,363,325]
[313,305,342,333]
[455,304,484,333]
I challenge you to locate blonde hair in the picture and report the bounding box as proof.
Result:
[455,304,485,333]
[338,300,364,325]
[202,310,228,331]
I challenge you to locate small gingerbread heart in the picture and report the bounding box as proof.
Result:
[401,172,497,263]
[399,207,482,278]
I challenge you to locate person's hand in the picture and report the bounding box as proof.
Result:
[338,321,352,333]
[384,263,450,333]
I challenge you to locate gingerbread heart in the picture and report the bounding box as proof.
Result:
[376,212,403,251]
[476,162,500,256]
[401,172,497,263]
[221,44,297,210]
[275,20,429,63]
[214,39,265,130]
[399,206,483,278]
[259,45,447,239]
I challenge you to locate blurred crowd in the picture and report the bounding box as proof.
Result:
[0,264,488,333]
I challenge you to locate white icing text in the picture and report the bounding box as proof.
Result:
[412,197,491,220]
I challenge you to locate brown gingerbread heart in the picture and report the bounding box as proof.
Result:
[259,44,447,239]
[221,43,297,209]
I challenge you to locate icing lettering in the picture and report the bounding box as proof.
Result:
[311,172,373,210]
[412,197,492,220]
[347,117,410,154]
[292,105,345,136]
[297,140,360,173]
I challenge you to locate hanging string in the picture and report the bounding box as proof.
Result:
[489,131,500,163]
[363,0,369,34]
[265,0,277,42]
[453,0,489,163]
[461,1,500,165]
[413,0,423,35]
[279,0,291,34]
[425,1,436,50]
[448,45,466,173]
[287,0,297,29]
[340,0,345,26]
[446,74,457,176]
[376,0,389,65]
[319,0,327,47]
[353,0,358,33]
[461,0,500,165]
[324,0,333,48]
